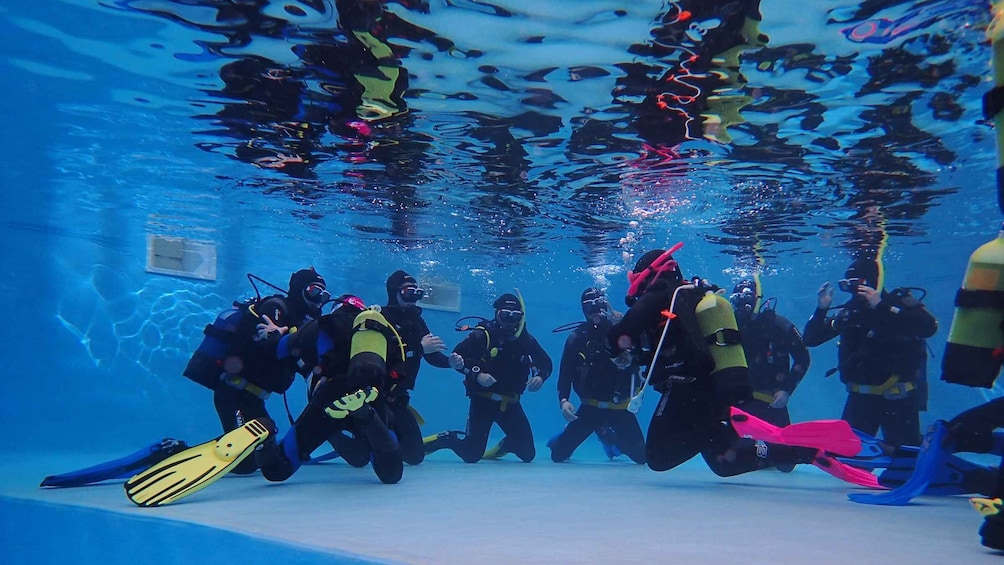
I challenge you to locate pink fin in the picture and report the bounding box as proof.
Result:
[813,452,884,489]
[729,406,862,457]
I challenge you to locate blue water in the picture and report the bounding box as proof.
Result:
[0,0,1002,560]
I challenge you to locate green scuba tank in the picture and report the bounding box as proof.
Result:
[695,290,751,407]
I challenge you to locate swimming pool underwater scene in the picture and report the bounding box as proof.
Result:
[4,0,1004,563]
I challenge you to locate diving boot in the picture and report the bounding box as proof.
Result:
[424,430,464,455]
[328,432,371,468]
[973,498,1004,550]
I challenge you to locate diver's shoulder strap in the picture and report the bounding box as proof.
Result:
[474,326,492,353]
[985,85,1004,120]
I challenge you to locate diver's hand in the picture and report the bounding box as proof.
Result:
[770,390,790,409]
[858,285,881,308]
[449,353,465,371]
[421,333,447,354]
[526,376,544,392]
[560,400,578,422]
[477,372,497,387]
[613,350,633,369]
[256,315,288,341]
[817,282,834,310]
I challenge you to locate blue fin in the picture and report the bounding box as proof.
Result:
[546,424,567,450]
[596,426,622,459]
[837,430,919,470]
[546,433,560,449]
[306,450,341,464]
[848,421,949,505]
[852,429,895,459]
[41,439,187,488]
[878,449,996,496]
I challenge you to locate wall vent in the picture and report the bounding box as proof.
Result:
[145,234,217,281]
[420,281,461,312]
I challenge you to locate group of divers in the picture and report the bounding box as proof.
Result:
[40,243,1004,550]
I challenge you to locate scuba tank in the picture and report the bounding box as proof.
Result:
[183,301,249,390]
[942,226,1004,388]
[198,306,243,358]
[695,290,751,407]
[347,307,405,389]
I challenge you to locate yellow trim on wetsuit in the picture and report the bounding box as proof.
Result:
[471,390,520,411]
[582,398,631,410]
[846,375,915,397]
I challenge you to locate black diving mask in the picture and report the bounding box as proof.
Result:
[729,288,756,313]
[838,278,867,293]
[582,297,610,317]
[303,282,331,308]
[497,309,524,324]
[399,286,425,303]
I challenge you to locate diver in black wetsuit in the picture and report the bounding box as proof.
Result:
[548,287,646,464]
[378,270,454,463]
[183,267,328,474]
[945,397,1004,549]
[607,247,817,476]
[256,297,404,485]
[729,280,810,429]
[802,258,937,447]
[326,270,453,466]
[424,293,553,463]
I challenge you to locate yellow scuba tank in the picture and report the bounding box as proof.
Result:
[947,5,1004,387]
[348,307,405,385]
[695,290,751,406]
[942,227,1004,388]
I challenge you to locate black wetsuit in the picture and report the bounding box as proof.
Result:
[429,321,553,463]
[257,305,403,485]
[735,309,810,428]
[943,397,1004,548]
[382,304,450,464]
[802,290,937,446]
[549,319,646,464]
[184,294,311,474]
[608,279,815,476]
[328,303,450,465]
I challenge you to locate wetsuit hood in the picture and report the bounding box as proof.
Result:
[386,270,417,302]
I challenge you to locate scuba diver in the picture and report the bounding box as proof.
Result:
[253,296,406,485]
[377,270,454,463]
[183,267,329,474]
[605,246,853,479]
[42,268,330,489]
[950,398,1004,549]
[548,287,646,464]
[121,297,405,506]
[802,258,938,447]
[729,279,810,429]
[424,292,553,463]
[325,270,454,466]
